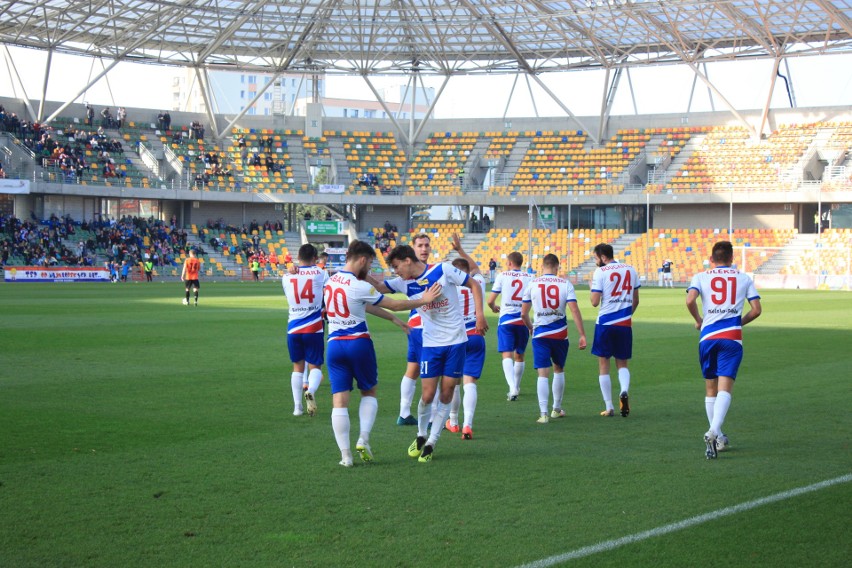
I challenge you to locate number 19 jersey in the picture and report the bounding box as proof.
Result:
[324,271,384,341]
[283,266,328,334]
[591,262,639,326]
[492,270,534,326]
[688,267,759,344]
[522,275,576,339]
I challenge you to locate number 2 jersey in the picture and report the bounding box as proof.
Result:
[591,262,640,326]
[492,270,534,327]
[283,265,328,334]
[522,275,577,339]
[687,267,759,344]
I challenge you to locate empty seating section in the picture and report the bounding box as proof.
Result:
[620,228,796,281]
[483,133,517,159]
[398,223,465,264]
[469,228,624,275]
[781,229,852,275]
[404,133,475,196]
[650,127,694,159]
[336,130,406,194]
[227,128,301,193]
[662,124,816,192]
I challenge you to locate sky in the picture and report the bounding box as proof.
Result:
[1,45,851,119]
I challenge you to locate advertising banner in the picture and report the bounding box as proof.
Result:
[4,267,110,282]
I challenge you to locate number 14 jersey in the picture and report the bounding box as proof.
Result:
[688,267,759,344]
[283,266,328,334]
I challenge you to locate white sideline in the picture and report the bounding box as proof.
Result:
[517,473,852,568]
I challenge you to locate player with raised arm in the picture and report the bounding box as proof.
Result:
[445,233,487,439]
[283,244,328,417]
[521,254,587,423]
[487,251,534,401]
[367,233,433,426]
[181,249,202,306]
[386,244,488,463]
[590,243,640,417]
[324,240,441,467]
[686,241,762,459]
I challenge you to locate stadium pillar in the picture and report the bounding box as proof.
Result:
[527,73,598,145]
[758,57,783,138]
[37,49,53,123]
[362,76,410,150]
[2,45,38,122]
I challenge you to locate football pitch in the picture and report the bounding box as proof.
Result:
[1,281,850,567]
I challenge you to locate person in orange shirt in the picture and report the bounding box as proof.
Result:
[181,249,202,306]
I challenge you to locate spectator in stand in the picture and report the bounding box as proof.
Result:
[162,111,171,131]
[0,161,5,179]
[263,136,274,152]
[85,104,94,126]
[117,107,127,129]
[100,107,114,128]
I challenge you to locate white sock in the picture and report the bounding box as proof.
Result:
[417,398,430,438]
[449,385,461,426]
[462,382,477,427]
[331,407,350,452]
[307,368,322,394]
[513,361,526,394]
[502,358,515,393]
[291,372,304,410]
[710,391,732,435]
[430,398,440,425]
[599,374,613,410]
[552,372,565,410]
[358,396,378,443]
[537,376,549,414]
[426,401,450,446]
[617,367,630,395]
[399,375,416,418]
[705,396,716,426]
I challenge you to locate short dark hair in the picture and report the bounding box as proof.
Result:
[298,243,318,263]
[452,258,470,272]
[542,253,559,269]
[711,241,734,265]
[593,243,614,260]
[387,244,417,265]
[507,251,523,268]
[345,240,376,261]
[411,233,431,246]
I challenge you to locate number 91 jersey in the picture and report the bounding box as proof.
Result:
[688,267,759,344]
[591,262,640,326]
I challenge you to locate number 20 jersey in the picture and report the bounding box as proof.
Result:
[591,262,640,326]
[324,271,384,341]
[283,266,328,334]
[687,267,759,344]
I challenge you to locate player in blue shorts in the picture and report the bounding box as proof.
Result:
[686,241,762,459]
[487,251,533,401]
[368,233,434,426]
[324,241,441,467]
[521,254,587,423]
[283,244,327,416]
[445,233,487,439]
[387,244,488,463]
[590,243,640,417]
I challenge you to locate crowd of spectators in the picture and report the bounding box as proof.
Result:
[1,213,93,267]
[372,220,398,255]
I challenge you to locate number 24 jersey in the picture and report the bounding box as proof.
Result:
[591,262,640,326]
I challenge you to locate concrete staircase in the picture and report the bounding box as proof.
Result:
[572,232,641,281]
[754,233,819,274]
[285,136,312,189]
[498,137,532,185]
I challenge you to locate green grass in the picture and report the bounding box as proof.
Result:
[1,282,850,567]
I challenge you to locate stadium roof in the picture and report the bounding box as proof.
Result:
[2,1,850,142]
[1,1,850,75]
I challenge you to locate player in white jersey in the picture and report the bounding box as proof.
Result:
[487,252,534,401]
[386,244,488,463]
[367,233,433,426]
[324,240,441,467]
[590,243,640,417]
[521,254,587,423]
[283,244,328,417]
[444,233,487,439]
[686,241,762,459]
